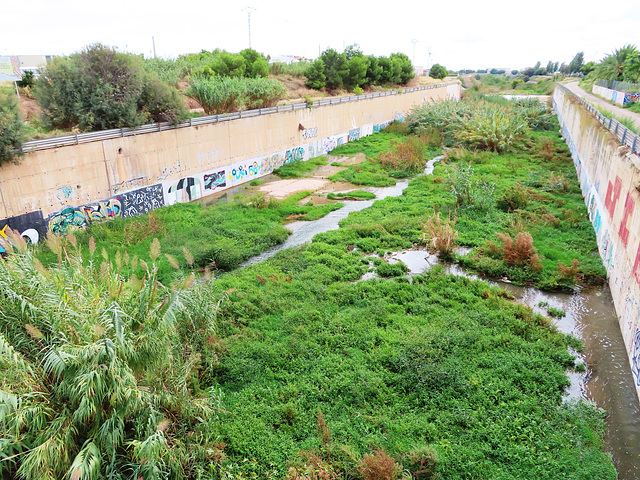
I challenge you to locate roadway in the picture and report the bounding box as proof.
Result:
[564,81,640,131]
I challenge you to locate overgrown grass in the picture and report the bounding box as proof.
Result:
[35,191,343,282]
[273,156,328,178]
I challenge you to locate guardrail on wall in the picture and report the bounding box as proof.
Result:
[22,83,459,153]
[556,83,640,156]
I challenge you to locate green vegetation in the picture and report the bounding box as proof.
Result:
[0,237,223,479]
[187,76,287,114]
[0,89,24,164]
[273,156,328,178]
[1,98,616,480]
[35,191,343,282]
[305,45,414,92]
[182,48,269,79]
[35,43,188,131]
[327,191,376,200]
[429,64,448,80]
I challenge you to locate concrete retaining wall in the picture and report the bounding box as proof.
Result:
[593,84,640,106]
[554,85,640,399]
[0,83,460,243]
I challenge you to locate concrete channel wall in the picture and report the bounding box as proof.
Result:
[0,83,460,243]
[554,85,640,400]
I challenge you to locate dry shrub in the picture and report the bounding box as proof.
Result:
[316,410,331,447]
[548,172,569,192]
[493,231,542,271]
[541,213,561,226]
[379,136,427,172]
[404,446,438,480]
[124,211,166,245]
[537,137,555,160]
[558,259,582,282]
[286,451,339,480]
[357,450,400,480]
[421,212,458,257]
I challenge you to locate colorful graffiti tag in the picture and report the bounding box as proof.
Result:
[168,177,203,202]
[632,329,640,386]
[82,199,121,222]
[228,161,261,183]
[285,147,304,164]
[204,171,226,190]
[624,93,640,105]
[48,207,88,235]
[348,128,361,142]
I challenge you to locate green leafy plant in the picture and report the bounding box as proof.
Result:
[0,90,24,164]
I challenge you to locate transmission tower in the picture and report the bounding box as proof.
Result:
[410,39,418,65]
[243,6,256,49]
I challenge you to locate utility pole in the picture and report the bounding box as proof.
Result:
[152,36,157,58]
[243,6,256,49]
[411,39,418,65]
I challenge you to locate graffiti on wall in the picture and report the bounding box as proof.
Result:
[348,128,360,142]
[167,177,203,203]
[121,184,164,218]
[322,138,337,153]
[632,329,640,386]
[619,193,635,247]
[204,171,226,190]
[0,211,45,252]
[228,161,261,183]
[604,176,622,218]
[624,93,640,105]
[112,176,147,194]
[261,154,286,174]
[56,185,77,201]
[361,124,374,137]
[82,199,121,222]
[285,147,304,163]
[302,127,318,140]
[48,207,88,235]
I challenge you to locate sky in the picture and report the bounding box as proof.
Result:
[2,0,640,71]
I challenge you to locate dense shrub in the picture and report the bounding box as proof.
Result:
[0,90,24,164]
[429,64,448,79]
[187,76,286,114]
[35,43,188,131]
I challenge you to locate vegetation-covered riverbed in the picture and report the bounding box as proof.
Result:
[0,97,617,479]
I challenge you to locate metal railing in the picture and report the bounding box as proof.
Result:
[21,83,458,153]
[596,78,640,93]
[556,83,640,156]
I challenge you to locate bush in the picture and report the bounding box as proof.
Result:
[35,43,187,131]
[0,91,24,164]
[429,64,448,79]
[422,212,458,257]
[455,103,528,152]
[187,76,286,114]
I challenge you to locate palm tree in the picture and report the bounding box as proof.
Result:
[595,44,639,80]
[0,230,222,479]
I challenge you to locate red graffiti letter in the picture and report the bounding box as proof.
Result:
[604,176,622,218]
[634,243,640,285]
[619,193,635,247]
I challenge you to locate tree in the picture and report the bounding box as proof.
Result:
[391,53,414,84]
[429,64,447,80]
[345,55,369,90]
[320,49,349,90]
[623,54,640,83]
[305,59,327,89]
[568,52,585,75]
[0,91,25,164]
[581,61,597,76]
[344,43,363,60]
[35,43,187,131]
[240,48,269,78]
[365,56,383,86]
[595,45,640,80]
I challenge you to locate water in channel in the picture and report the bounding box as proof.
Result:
[220,154,640,478]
